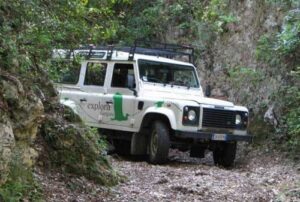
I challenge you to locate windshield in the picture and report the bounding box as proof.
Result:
[138,59,199,88]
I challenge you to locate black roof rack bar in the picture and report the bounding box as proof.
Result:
[132,40,195,63]
[116,47,193,62]
[88,45,94,58]
[74,40,195,63]
[128,42,136,61]
[106,45,114,60]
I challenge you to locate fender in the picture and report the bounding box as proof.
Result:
[141,106,178,130]
[60,99,79,114]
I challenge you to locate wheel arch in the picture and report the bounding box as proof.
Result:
[139,112,176,133]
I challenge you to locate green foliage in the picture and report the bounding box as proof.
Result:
[201,0,238,33]
[87,127,108,152]
[275,10,300,54]
[266,0,300,8]
[116,0,237,49]
[0,155,43,202]
[256,9,300,61]
[228,66,264,103]
[0,0,131,76]
[50,58,82,84]
[276,68,300,156]
[256,7,300,156]
[256,34,278,63]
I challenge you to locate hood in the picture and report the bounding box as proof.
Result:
[141,87,234,107]
[193,97,234,107]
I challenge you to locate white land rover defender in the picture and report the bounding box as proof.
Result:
[54,41,252,167]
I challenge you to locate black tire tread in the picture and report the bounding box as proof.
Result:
[149,121,170,164]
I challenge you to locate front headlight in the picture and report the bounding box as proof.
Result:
[235,111,249,129]
[235,114,242,125]
[182,106,199,126]
[188,110,196,121]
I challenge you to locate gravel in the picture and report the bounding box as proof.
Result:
[36,146,300,202]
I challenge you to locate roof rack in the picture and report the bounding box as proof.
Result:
[74,40,195,63]
[126,40,195,63]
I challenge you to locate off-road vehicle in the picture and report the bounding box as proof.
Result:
[54,41,252,167]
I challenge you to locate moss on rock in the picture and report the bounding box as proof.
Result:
[0,122,15,185]
[0,70,120,200]
[40,105,120,186]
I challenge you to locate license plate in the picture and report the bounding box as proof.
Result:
[212,133,227,141]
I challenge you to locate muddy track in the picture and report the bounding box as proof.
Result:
[37,147,300,202]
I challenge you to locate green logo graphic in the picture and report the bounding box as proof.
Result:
[111,92,129,121]
[155,101,164,108]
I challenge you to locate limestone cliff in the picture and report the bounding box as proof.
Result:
[0,69,119,199]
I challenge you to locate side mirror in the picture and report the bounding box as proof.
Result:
[205,85,211,97]
[127,74,135,89]
[127,74,137,96]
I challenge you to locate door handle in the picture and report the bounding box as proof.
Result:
[106,101,113,104]
[80,98,87,102]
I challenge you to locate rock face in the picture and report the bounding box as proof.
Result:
[0,123,15,185]
[0,69,119,189]
[0,71,44,185]
[197,1,285,110]
[166,0,294,135]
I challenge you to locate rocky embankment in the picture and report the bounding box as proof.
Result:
[0,70,119,200]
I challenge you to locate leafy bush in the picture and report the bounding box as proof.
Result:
[0,154,43,202]
[276,68,300,156]
[256,9,300,60]
[201,0,238,33]
[228,66,264,103]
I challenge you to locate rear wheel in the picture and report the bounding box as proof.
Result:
[148,121,170,164]
[213,142,237,167]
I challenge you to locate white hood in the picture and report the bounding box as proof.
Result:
[193,97,234,107]
[140,86,234,107]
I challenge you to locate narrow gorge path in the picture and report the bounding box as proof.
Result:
[37,147,300,202]
[105,149,300,202]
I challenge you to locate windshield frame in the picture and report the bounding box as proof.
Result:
[137,59,200,88]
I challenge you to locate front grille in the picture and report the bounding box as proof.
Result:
[202,108,236,129]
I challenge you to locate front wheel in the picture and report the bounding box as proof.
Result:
[213,141,237,167]
[148,121,170,164]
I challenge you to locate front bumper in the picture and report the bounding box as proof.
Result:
[175,130,252,142]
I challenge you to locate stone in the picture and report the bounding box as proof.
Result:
[0,122,15,185]
[264,105,278,127]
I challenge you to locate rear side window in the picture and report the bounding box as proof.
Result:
[51,60,80,84]
[84,62,107,86]
[111,63,135,88]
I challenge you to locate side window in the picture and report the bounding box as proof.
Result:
[111,63,135,88]
[84,62,107,86]
[51,60,81,84]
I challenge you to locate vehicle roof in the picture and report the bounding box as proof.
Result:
[52,49,195,67]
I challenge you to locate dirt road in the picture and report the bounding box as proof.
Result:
[38,146,300,201]
[105,149,300,202]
